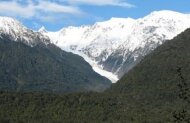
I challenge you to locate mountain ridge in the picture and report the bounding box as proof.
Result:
[0,28,190,122]
[0,16,50,46]
[40,10,190,80]
[0,18,111,93]
[1,10,190,82]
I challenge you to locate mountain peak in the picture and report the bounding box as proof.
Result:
[151,10,184,15]
[0,16,50,46]
[96,17,135,27]
[145,10,189,19]
[0,16,21,25]
[109,17,134,21]
[0,16,25,32]
[38,26,47,33]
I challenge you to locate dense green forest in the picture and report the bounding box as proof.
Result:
[0,28,190,123]
[0,34,111,93]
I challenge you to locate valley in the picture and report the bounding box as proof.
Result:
[0,1,190,121]
[0,28,190,123]
[41,10,190,80]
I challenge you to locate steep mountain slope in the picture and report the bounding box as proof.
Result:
[0,17,111,93]
[109,28,190,94]
[41,17,135,82]
[0,17,50,46]
[1,28,190,123]
[42,10,190,80]
[107,28,190,122]
[105,10,190,78]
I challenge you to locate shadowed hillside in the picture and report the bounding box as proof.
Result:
[0,34,111,93]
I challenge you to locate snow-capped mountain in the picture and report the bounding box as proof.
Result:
[0,17,50,46]
[1,11,189,83]
[0,17,112,93]
[41,10,190,82]
[102,10,190,78]
[41,18,135,82]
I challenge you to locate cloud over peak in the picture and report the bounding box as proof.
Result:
[0,0,83,21]
[68,0,135,8]
[0,0,135,23]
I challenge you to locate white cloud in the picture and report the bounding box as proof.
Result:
[0,1,35,18]
[0,0,135,23]
[0,0,83,21]
[36,1,82,15]
[67,0,135,8]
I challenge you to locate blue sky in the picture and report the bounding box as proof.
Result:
[0,0,190,31]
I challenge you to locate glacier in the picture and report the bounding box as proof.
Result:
[40,10,190,82]
[1,10,190,83]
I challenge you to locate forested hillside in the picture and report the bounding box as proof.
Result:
[0,28,190,122]
[0,34,111,93]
